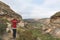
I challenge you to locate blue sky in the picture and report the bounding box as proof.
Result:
[1,0,60,19]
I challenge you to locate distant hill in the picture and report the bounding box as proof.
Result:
[23,18,50,29]
[23,18,50,24]
[23,19,35,22]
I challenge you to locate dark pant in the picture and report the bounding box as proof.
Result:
[13,29,16,38]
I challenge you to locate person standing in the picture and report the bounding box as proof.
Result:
[11,18,19,39]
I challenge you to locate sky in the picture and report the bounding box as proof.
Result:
[0,0,60,19]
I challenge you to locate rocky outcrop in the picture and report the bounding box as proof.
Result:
[50,11,60,23]
[0,1,22,20]
[0,1,22,40]
[48,11,60,38]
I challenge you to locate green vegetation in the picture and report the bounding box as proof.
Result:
[0,18,8,40]
[17,27,60,40]
[17,19,60,40]
[31,29,60,40]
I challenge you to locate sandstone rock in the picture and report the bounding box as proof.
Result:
[0,1,22,20]
[50,11,60,38]
[0,1,22,40]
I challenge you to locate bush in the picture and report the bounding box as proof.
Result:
[0,18,7,40]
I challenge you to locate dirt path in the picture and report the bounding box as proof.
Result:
[3,32,16,40]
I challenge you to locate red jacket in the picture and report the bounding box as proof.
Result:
[11,19,18,28]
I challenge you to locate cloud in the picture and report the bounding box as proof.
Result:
[1,0,60,19]
[44,0,60,5]
[42,0,60,9]
[30,6,55,18]
[29,0,60,18]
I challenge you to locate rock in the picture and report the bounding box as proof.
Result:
[0,1,22,40]
[50,11,60,23]
[51,28,60,38]
[0,1,22,20]
[49,11,60,38]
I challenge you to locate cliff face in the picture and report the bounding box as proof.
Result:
[48,11,60,38]
[50,11,60,23]
[0,1,22,20]
[0,1,22,40]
